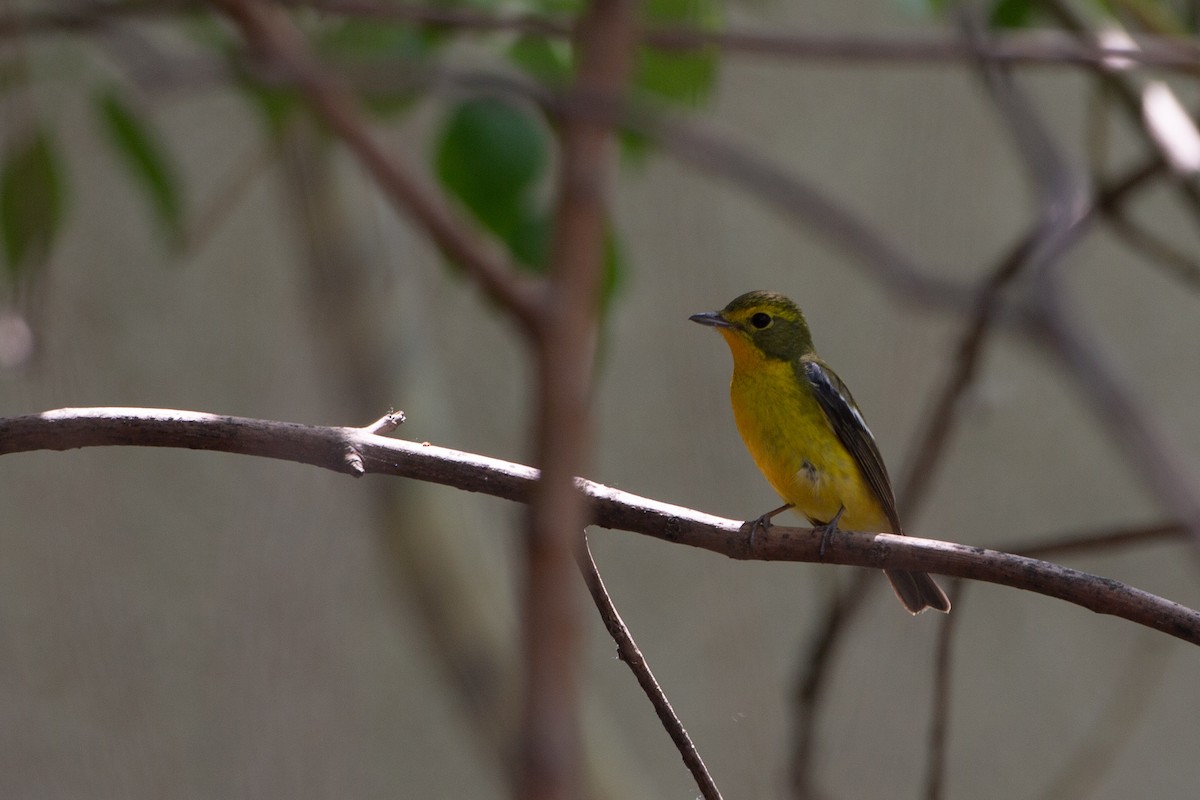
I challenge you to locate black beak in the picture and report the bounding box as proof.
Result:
[689,311,732,328]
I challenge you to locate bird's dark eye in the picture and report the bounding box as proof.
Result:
[750,312,772,329]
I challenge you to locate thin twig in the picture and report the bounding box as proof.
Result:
[1103,205,1200,288]
[186,137,278,256]
[900,153,1161,516]
[4,407,1200,645]
[637,112,971,311]
[577,534,723,800]
[1028,287,1200,549]
[17,3,1200,75]
[1042,0,1200,215]
[1015,520,1183,560]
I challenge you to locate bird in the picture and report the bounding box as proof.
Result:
[690,290,950,614]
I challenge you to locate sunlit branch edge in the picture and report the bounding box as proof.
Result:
[2,406,1197,645]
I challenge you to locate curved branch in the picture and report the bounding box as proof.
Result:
[3,407,1200,645]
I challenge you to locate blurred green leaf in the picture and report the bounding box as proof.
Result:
[508,211,551,270]
[508,35,573,86]
[0,129,65,279]
[600,224,624,312]
[97,89,185,249]
[636,46,717,106]
[989,0,1036,27]
[243,80,303,137]
[636,0,720,106]
[525,0,585,12]
[435,97,548,248]
[492,208,624,310]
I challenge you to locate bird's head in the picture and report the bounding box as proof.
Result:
[689,290,815,362]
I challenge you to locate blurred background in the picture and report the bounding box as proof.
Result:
[3,0,1200,798]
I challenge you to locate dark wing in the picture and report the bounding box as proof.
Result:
[801,358,903,534]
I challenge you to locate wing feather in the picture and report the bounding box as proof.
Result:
[801,358,903,534]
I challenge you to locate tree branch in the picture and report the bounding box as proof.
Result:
[207,0,543,335]
[577,534,723,800]
[17,3,1200,75]
[517,1,637,797]
[4,407,1200,646]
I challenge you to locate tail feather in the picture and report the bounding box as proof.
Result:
[884,569,951,614]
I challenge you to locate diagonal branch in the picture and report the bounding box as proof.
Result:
[577,534,723,800]
[207,0,543,335]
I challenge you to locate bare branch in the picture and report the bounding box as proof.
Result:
[17,3,1200,75]
[634,110,973,311]
[1103,205,1200,288]
[578,534,723,800]
[4,407,1200,646]
[1016,521,1182,560]
[517,1,638,797]
[207,0,543,335]
[1028,291,1200,549]
[900,154,1168,532]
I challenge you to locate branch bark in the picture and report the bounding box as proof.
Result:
[518,1,637,797]
[4,407,1200,646]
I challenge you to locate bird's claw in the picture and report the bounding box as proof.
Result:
[815,506,846,559]
[744,503,792,552]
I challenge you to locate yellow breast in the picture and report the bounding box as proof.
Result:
[720,330,890,533]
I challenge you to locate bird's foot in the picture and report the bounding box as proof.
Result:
[814,506,846,559]
[746,503,792,550]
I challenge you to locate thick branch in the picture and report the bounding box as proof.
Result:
[3,407,1200,645]
[518,1,637,797]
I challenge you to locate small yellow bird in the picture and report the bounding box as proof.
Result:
[691,290,950,614]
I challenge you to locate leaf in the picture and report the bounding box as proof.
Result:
[601,225,624,312]
[435,97,548,245]
[240,79,302,137]
[508,35,573,86]
[507,211,551,270]
[635,0,721,107]
[0,129,65,279]
[97,89,185,248]
[502,209,625,313]
[525,0,585,11]
[988,0,1037,28]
